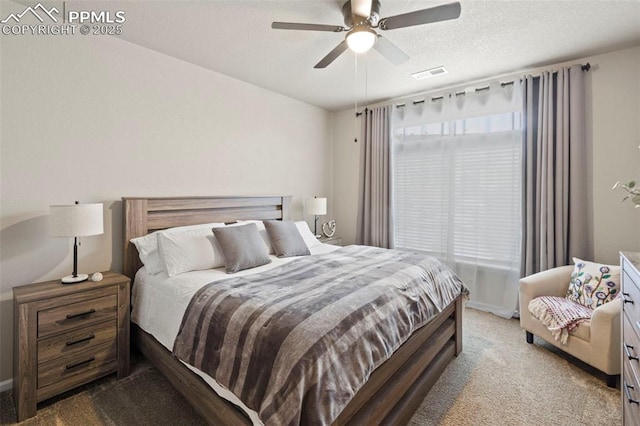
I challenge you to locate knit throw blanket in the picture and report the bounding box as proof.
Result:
[528,296,593,344]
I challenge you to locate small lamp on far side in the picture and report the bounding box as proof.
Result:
[304,197,327,238]
[50,201,104,284]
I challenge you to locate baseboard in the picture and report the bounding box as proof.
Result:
[465,300,516,319]
[0,378,12,393]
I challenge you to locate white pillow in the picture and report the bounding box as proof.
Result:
[130,222,225,275]
[295,221,322,249]
[157,224,226,277]
[130,233,164,274]
[234,220,274,254]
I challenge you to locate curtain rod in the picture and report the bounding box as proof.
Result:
[356,63,591,114]
[389,62,591,110]
[355,107,369,117]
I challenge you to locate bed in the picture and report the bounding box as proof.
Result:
[123,195,466,425]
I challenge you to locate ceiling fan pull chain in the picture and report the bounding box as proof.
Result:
[365,51,368,110]
[354,52,359,143]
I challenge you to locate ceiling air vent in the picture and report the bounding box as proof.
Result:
[412,66,447,80]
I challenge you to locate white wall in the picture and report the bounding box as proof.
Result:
[0,26,331,382]
[330,111,360,246]
[589,47,640,263]
[331,46,640,261]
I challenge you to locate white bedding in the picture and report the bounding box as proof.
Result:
[131,243,340,425]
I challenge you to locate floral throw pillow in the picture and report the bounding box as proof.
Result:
[565,257,620,309]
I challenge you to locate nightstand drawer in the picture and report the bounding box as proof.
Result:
[38,294,117,338]
[37,341,117,390]
[38,319,117,363]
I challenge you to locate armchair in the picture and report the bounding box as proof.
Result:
[519,265,621,387]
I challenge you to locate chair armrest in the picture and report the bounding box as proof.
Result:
[519,265,574,299]
[519,265,574,317]
[591,298,621,337]
[590,298,622,374]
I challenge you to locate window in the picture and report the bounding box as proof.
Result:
[391,83,523,317]
[394,111,522,266]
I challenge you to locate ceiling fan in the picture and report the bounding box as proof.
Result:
[272,0,461,69]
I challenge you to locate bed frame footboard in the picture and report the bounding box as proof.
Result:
[131,294,463,425]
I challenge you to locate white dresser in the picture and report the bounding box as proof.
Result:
[621,251,640,426]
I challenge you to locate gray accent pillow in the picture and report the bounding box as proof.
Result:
[264,220,311,258]
[212,223,271,273]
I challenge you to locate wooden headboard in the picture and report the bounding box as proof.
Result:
[122,195,292,280]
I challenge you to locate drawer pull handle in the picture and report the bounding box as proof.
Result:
[65,334,95,347]
[625,343,639,361]
[625,381,640,404]
[65,356,95,370]
[623,292,634,304]
[66,309,96,320]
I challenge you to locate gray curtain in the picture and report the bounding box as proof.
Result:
[356,105,392,248]
[522,65,592,276]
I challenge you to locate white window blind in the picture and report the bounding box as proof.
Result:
[451,129,522,266]
[393,135,449,257]
[393,112,522,267]
[392,79,525,296]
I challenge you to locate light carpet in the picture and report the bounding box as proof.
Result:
[1,308,620,425]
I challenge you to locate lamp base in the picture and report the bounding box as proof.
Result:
[61,274,89,284]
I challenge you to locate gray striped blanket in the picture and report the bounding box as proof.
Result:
[173,245,468,425]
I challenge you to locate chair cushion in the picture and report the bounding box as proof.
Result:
[529,296,593,344]
[568,319,590,342]
[565,258,620,310]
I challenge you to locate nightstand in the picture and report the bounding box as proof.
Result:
[319,236,342,246]
[13,271,130,421]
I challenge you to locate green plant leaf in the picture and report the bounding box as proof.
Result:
[603,274,611,279]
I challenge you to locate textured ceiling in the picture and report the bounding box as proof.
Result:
[79,1,640,111]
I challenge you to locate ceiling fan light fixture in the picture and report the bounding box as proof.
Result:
[272,1,462,68]
[346,27,377,53]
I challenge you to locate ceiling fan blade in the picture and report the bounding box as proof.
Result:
[379,2,461,31]
[272,22,345,32]
[351,0,372,18]
[314,40,349,69]
[373,36,410,65]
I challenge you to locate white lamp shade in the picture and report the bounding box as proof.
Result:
[50,203,104,237]
[305,197,327,216]
[346,28,377,53]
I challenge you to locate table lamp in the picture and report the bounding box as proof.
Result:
[50,201,104,284]
[304,196,327,238]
